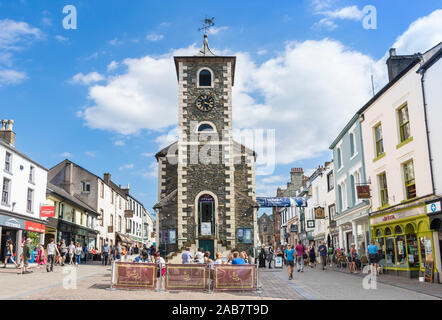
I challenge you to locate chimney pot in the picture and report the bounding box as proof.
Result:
[7,120,14,131]
[0,120,6,131]
[389,48,396,57]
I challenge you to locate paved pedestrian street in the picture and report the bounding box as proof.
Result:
[0,263,440,300]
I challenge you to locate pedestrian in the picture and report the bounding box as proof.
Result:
[258,247,266,268]
[308,242,316,268]
[328,243,335,268]
[83,243,88,264]
[349,244,357,273]
[231,251,246,265]
[60,240,68,266]
[194,247,204,264]
[3,240,18,268]
[115,242,122,261]
[284,244,295,280]
[102,242,109,266]
[154,253,165,278]
[267,246,274,269]
[75,242,82,266]
[22,238,33,274]
[46,239,59,272]
[318,241,327,270]
[121,245,127,261]
[140,246,148,263]
[181,247,193,264]
[241,251,249,264]
[295,240,306,272]
[68,241,75,265]
[36,243,47,269]
[204,251,212,265]
[367,240,378,274]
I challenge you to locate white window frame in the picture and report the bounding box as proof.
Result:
[27,188,34,213]
[4,151,12,173]
[29,166,35,184]
[196,67,214,88]
[81,181,91,193]
[2,177,11,205]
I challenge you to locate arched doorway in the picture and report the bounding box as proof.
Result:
[198,194,215,236]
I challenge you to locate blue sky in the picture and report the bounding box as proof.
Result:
[1,0,441,217]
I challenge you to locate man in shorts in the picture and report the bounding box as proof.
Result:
[60,239,68,266]
[367,240,378,273]
[46,239,59,272]
[284,244,295,280]
[22,238,32,274]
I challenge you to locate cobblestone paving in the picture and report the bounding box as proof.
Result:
[0,263,440,300]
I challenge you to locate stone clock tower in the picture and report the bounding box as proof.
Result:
[154,34,258,261]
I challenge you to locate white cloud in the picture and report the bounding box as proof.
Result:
[60,152,73,158]
[319,6,364,21]
[389,9,442,55]
[114,140,125,146]
[207,26,229,35]
[71,72,105,85]
[311,0,334,11]
[0,19,41,87]
[107,60,118,71]
[312,18,338,31]
[146,33,164,42]
[257,50,267,56]
[119,163,134,171]
[0,68,27,86]
[108,38,123,46]
[260,175,287,184]
[85,151,96,157]
[0,19,42,49]
[141,162,158,179]
[41,17,51,26]
[141,152,154,157]
[55,35,68,42]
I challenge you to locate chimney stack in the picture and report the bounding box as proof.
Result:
[0,119,16,146]
[103,173,111,185]
[386,48,418,82]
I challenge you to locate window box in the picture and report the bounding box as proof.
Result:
[396,136,413,149]
[373,152,386,163]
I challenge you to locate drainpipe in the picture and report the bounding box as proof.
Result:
[419,58,436,195]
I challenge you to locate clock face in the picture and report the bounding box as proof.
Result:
[196,95,215,112]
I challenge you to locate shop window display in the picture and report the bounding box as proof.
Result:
[385,237,396,267]
[419,237,427,268]
[406,233,419,268]
[375,237,385,267]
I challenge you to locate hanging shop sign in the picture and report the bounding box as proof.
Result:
[314,207,325,219]
[124,210,134,218]
[40,206,55,218]
[426,201,441,214]
[356,185,371,199]
[306,220,315,228]
[290,224,298,233]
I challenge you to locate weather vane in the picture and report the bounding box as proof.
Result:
[198,16,215,35]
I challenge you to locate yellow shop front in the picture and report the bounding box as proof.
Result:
[370,201,435,279]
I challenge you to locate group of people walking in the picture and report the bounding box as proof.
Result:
[181,247,250,267]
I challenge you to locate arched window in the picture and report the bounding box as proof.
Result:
[395,225,403,234]
[375,229,383,238]
[199,69,212,87]
[385,227,392,236]
[197,123,215,132]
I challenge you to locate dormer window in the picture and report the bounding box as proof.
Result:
[198,69,212,87]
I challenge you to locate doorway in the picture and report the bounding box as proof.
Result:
[199,239,214,259]
[198,194,215,236]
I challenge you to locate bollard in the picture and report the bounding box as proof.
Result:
[106,260,116,291]
[255,262,262,294]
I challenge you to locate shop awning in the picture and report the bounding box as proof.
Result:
[116,232,133,245]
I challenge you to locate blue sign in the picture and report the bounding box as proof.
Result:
[256,197,307,208]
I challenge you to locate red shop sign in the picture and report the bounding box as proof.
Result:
[40,206,55,217]
[25,221,46,233]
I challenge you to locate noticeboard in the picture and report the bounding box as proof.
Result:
[275,256,283,268]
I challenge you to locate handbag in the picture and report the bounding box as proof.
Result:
[303,253,308,259]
